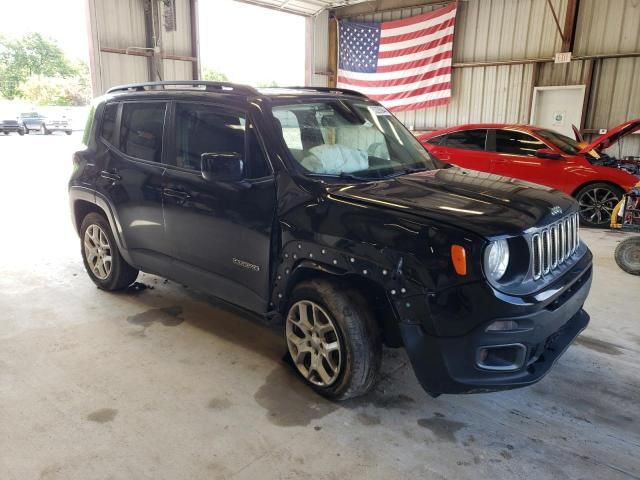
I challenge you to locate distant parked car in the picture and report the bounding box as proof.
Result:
[19,112,72,135]
[0,117,25,136]
[417,121,640,227]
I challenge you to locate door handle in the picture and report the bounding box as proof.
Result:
[100,170,121,182]
[493,158,508,164]
[163,188,191,200]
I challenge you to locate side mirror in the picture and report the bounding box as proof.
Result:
[201,152,244,182]
[535,148,562,160]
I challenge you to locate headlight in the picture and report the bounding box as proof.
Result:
[484,239,510,282]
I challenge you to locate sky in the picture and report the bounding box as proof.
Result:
[198,1,306,85]
[0,0,305,86]
[0,0,90,62]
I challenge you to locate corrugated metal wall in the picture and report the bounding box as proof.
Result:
[399,63,535,129]
[573,0,640,56]
[309,10,330,87]
[88,0,195,94]
[326,0,640,159]
[88,0,149,91]
[161,0,196,81]
[585,56,640,157]
[453,0,567,62]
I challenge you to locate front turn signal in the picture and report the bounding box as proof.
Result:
[451,244,467,276]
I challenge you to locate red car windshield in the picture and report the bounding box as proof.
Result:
[535,129,581,155]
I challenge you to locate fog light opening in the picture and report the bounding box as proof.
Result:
[476,344,527,371]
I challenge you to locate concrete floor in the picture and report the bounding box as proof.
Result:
[1,133,639,480]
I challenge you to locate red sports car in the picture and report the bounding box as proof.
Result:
[417,120,640,227]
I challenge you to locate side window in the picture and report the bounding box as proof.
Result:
[494,130,545,156]
[273,109,303,151]
[444,130,487,151]
[120,102,166,162]
[174,103,245,172]
[100,103,118,145]
[425,135,444,145]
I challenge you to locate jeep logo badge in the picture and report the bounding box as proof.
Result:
[550,206,563,216]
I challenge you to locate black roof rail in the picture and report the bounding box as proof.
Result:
[278,86,368,98]
[106,80,259,95]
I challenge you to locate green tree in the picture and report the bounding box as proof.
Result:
[257,80,279,87]
[201,67,229,82]
[0,33,75,99]
[18,75,91,106]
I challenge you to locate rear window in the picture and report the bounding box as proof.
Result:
[82,105,96,146]
[120,102,166,162]
[424,135,445,145]
[444,130,487,151]
[100,103,118,145]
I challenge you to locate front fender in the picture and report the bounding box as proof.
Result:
[270,239,436,338]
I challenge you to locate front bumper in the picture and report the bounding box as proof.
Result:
[45,123,71,131]
[401,251,592,395]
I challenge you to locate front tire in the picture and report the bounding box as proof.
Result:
[575,183,623,228]
[285,279,381,400]
[615,237,640,275]
[80,213,139,290]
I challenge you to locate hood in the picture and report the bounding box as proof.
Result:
[578,118,640,154]
[326,167,576,237]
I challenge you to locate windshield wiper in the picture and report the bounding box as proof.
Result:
[382,167,429,179]
[307,172,372,181]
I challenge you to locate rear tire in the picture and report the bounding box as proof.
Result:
[285,279,381,400]
[575,183,623,228]
[615,237,640,275]
[80,213,139,290]
[65,130,72,135]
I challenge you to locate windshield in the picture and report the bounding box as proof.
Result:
[535,129,581,154]
[272,100,442,179]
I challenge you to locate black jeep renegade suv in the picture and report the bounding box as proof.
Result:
[69,81,592,399]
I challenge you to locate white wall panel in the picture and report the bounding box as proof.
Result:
[309,10,330,86]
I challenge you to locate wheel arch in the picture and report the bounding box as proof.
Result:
[278,260,404,348]
[70,188,133,265]
[73,199,105,235]
[571,179,624,197]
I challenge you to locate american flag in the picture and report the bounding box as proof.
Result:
[337,3,457,112]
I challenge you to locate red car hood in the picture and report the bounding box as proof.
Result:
[578,118,640,154]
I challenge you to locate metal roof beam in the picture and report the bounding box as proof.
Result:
[332,0,450,19]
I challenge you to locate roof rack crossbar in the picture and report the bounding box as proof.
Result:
[280,86,368,98]
[106,80,259,95]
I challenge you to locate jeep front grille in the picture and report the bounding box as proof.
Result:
[532,213,579,280]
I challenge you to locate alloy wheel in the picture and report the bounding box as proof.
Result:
[578,187,619,225]
[83,224,112,280]
[286,300,342,387]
